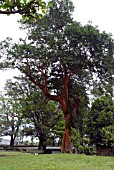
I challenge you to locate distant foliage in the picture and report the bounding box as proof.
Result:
[101,125,114,147]
[86,95,114,145]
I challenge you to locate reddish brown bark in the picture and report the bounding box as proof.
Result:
[61,113,71,152]
[28,67,74,152]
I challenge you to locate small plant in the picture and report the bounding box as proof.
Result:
[21,148,27,152]
[71,128,81,149]
[14,147,21,152]
[83,146,96,155]
[23,140,30,145]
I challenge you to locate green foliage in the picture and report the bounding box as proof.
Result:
[71,128,81,148]
[91,81,114,98]
[51,112,65,145]
[0,0,48,21]
[0,92,23,146]
[83,145,96,155]
[101,125,114,147]
[71,128,95,155]
[85,95,114,145]
[23,140,30,145]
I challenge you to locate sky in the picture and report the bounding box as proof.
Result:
[0,0,114,91]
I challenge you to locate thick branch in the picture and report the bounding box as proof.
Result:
[28,74,60,102]
[0,10,20,14]
[75,98,81,114]
[41,68,48,92]
[60,67,72,109]
[0,1,39,15]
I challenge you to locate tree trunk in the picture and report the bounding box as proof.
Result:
[38,132,47,153]
[61,112,71,153]
[38,139,47,153]
[38,140,42,150]
[10,134,14,147]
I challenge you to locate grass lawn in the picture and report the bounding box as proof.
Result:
[0,151,114,170]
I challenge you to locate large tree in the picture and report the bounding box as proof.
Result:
[0,0,114,152]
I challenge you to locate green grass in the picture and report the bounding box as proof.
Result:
[0,151,114,170]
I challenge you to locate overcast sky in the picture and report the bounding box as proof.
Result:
[0,0,114,91]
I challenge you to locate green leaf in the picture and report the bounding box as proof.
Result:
[7,1,12,7]
[42,9,46,15]
[38,13,43,19]
[48,2,53,7]
[42,1,46,6]
[16,0,20,4]
[22,15,26,21]
[23,0,27,4]
[1,4,8,9]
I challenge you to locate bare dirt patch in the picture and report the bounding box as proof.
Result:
[0,154,15,157]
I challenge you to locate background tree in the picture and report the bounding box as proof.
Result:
[85,95,114,146]
[90,80,114,100]
[5,75,63,152]
[22,96,63,153]
[0,0,114,152]
[101,125,114,147]
[0,94,23,146]
[0,0,49,21]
